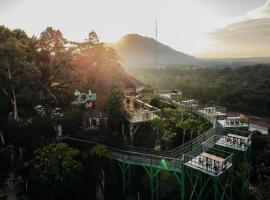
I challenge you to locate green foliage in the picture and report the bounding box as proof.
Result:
[0,25,124,117]
[73,31,123,93]
[151,117,166,131]
[144,107,210,149]
[90,144,110,159]
[149,97,173,109]
[0,173,27,200]
[32,27,74,105]
[0,26,35,119]
[106,84,125,132]
[31,143,82,193]
[248,132,270,200]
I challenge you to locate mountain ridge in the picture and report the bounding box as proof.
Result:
[109,34,200,68]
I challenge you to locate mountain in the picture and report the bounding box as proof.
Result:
[109,34,200,68]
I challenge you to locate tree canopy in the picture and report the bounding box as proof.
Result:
[31,143,82,198]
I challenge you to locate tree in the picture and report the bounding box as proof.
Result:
[176,120,190,144]
[83,144,112,199]
[0,26,33,120]
[106,84,125,133]
[151,117,166,148]
[31,143,82,199]
[72,31,123,93]
[90,144,110,159]
[185,118,200,141]
[33,27,73,105]
[0,173,28,200]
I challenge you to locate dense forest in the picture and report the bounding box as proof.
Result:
[127,66,270,117]
[0,25,270,200]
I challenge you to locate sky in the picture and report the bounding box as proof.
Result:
[0,0,269,58]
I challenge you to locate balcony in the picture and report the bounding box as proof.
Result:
[217,114,249,128]
[184,148,233,176]
[198,106,227,118]
[215,131,252,151]
[125,97,160,123]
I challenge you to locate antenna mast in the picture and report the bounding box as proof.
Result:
[155,20,158,68]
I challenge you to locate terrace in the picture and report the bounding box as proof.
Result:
[181,99,199,108]
[198,106,227,118]
[184,147,233,176]
[215,131,252,151]
[218,114,249,128]
[125,97,161,123]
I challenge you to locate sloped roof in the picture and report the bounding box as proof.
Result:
[123,72,146,90]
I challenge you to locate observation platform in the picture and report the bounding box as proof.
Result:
[198,106,226,118]
[125,97,160,123]
[215,132,252,151]
[184,148,233,176]
[181,100,199,108]
[217,115,249,128]
[159,90,182,100]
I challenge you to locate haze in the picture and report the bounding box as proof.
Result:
[1,0,269,58]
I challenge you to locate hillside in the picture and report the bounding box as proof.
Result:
[109,34,199,67]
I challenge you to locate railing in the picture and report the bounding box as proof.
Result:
[125,111,158,123]
[184,148,233,176]
[125,98,161,123]
[109,146,183,172]
[169,128,214,158]
[218,119,249,128]
[66,127,214,171]
[66,136,182,171]
[208,132,252,151]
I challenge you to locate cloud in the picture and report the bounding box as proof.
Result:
[246,0,270,18]
[208,0,270,57]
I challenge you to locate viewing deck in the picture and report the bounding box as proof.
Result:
[159,90,182,100]
[198,106,227,118]
[215,132,252,151]
[184,148,233,176]
[218,115,249,128]
[125,97,160,123]
[181,99,199,108]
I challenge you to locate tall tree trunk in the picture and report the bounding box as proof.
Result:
[190,129,194,141]
[156,129,160,145]
[7,66,19,121]
[182,129,186,144]
[12,85,19,121]
[0,130,5,145]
